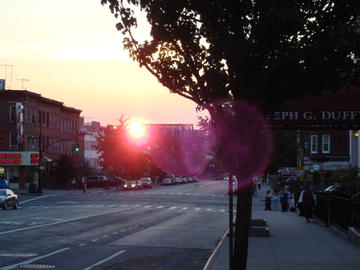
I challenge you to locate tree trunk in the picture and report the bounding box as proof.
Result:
[233,180,253,270]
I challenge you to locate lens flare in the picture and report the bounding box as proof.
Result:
[128,122,145,139]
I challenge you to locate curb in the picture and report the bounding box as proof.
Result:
[203,227,229,270]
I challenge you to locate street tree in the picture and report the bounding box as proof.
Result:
[100,1,360,269]
[51,154,78,188]
[96,116,155,179]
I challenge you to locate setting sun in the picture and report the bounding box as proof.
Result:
[128,122,146,139]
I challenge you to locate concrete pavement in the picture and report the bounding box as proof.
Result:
[206,186,360,270]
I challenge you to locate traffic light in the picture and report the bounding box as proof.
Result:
[73,144,81,152]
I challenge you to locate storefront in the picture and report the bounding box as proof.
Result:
[0,151,39,189]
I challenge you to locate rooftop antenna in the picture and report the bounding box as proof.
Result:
[17,78,29,90]
[0,64,13,88]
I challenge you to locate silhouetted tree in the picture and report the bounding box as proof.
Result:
[101,1,360,269]
[96,116,153,179]
[51,154,77,188]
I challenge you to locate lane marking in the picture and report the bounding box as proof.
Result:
[0,209,123,236]
[0,253,37,258]
[181,207,188,210]
[19,263,55,269]
[20,195,55,204]
[0,210,67,222]
[0,248,69,270]
[169,206,176,210]
[91,239,98,242]
[195,208,201,211]
[82,250,126,270]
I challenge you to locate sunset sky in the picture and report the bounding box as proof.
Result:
[0,0,202,126]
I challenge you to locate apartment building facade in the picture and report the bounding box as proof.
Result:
[0,85,82,189]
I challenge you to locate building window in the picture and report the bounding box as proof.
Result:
[322,135,330,153]
[310,135,318,153]
[9,104,16,123]
[9,132,17,150]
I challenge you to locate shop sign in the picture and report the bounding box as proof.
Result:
[0,152,39,166]
[268,110,360,129]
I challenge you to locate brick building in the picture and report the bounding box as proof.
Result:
[0,83,82,189]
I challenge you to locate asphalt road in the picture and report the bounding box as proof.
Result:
[0,180,229,270]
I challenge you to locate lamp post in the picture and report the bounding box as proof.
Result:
[37,123,43,193]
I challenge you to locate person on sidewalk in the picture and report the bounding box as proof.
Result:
[298,186,316,222]
[280,188,290,212]
[272,189,280,211]
[264,190,272,210]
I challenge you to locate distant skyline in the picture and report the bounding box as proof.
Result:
[0,0,204,126]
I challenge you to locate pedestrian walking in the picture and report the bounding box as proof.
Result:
[256,177,262,190]
[81,177,87,193]
[272,190,280,211]
[280,188,290,212]
[264,190,272,210]
[298,186,316,222]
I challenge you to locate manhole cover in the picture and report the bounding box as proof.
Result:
[19,264,55,269]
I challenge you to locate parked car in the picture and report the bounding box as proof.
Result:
[161,177,174,185]
[0,178,9,188]
[140,177,152,188]
[189,176,199,183]
[0,189,18,210]
[123,180,143,190]
[322,184,341,192]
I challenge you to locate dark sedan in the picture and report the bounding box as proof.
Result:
[0,189,19,210]
[140,177,153,188]
[123,180,143,190]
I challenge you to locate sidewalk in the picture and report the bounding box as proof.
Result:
[206,186,360,270]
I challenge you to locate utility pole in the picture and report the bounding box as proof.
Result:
[17,78,29,90]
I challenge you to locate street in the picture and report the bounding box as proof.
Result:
[0,180,229,270]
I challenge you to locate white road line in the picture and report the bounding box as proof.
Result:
[0,209,123,236]
[0,248,70,270]
[20,195,55,204]
[91,239,98,242]
[82,250,126,270]
[169,206,176,210]
[181,207,188,210]
[79,243,87,247]
[157,206,165,209]
[207,208,213,212]
[144,205,152,208]
[220,209,226,213]
[195,208,201,211]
